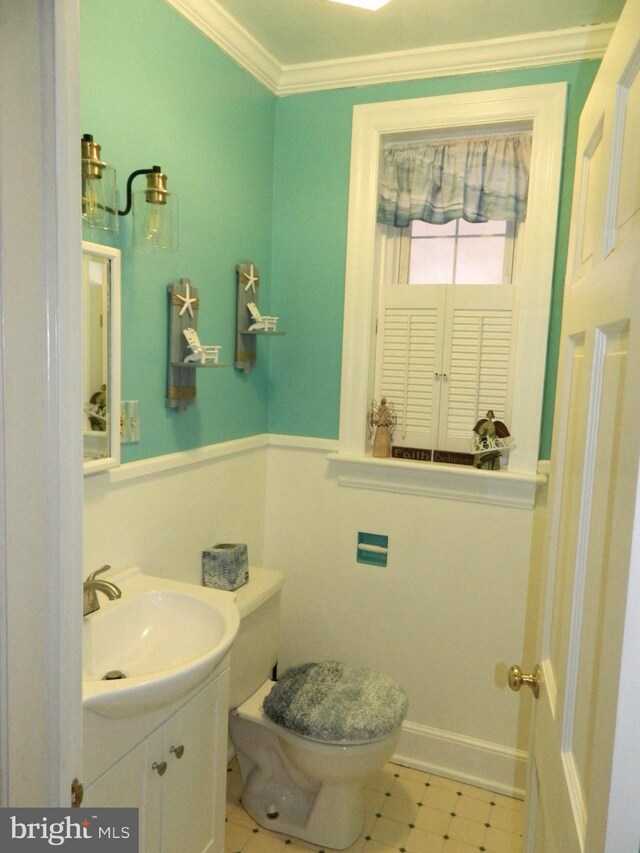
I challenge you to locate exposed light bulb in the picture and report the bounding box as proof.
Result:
[81,175,118,232]
[145,204,162,242]
[81,134,118,234]
[132,183,177,252]
[82,181,103,225]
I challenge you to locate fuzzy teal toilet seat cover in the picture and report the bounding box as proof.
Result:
[263,661,408,742]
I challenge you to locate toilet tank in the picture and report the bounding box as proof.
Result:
[228,566,284,708]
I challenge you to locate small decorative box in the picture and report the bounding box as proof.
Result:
[202,543,249,591]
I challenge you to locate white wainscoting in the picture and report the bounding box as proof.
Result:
[264,436,544,796]
[83,436,268,586]
[83,434,546,796]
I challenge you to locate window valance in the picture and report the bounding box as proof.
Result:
[377,133,531,227]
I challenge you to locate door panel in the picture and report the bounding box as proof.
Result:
[526,0,640,849]
[576,121,604,276]
[609,48,640,250]
[572,325,627,795]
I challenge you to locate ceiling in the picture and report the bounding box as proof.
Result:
[166,0,626,93]
[211,0,625,65]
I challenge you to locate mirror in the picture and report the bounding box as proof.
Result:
[83,241,121,475]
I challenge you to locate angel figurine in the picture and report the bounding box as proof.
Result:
[472,410,511,448]
[472,410,513,468]
[367,397,397,458]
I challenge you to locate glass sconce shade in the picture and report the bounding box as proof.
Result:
[81,135,118,234]
[132,169,178,252]
[82,135,178,250]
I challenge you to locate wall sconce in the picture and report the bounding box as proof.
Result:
[81,134,178,252]
[81,134,117,234]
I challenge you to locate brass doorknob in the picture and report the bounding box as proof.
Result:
[170,744,184,759]
[152,760,167,776]
[508,664,540,699]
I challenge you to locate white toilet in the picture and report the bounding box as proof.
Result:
[228,567,408,850]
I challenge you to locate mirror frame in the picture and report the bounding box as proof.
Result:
[83,240,121,476]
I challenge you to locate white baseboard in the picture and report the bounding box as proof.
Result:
[394,720,527,799]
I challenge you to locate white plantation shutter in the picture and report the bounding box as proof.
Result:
[379,308,439,445]
[374,219,518,455]
[443,309,512,446]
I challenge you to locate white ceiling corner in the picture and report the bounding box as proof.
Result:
[164,0,616,95]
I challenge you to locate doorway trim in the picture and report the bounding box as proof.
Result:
[0,0,82,805]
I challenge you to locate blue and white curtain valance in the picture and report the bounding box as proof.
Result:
[377,133,532,227]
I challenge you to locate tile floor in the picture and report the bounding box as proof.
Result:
[225,759,523,853]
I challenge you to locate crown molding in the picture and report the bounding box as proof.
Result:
[164,0,614,96]
[278,24,614,95]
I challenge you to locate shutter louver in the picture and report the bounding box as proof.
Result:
[380,308,438,442]
[446,309,512,437]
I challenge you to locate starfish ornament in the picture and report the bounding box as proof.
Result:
[243,263,259,294]
[176,281,197,318]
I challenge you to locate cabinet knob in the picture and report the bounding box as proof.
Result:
[170,744,185,759]
[152,761,168,776]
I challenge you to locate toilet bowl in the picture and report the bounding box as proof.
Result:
[228,569,408,850]
[231,678,404,849]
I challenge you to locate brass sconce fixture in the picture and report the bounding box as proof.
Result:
[81,134,177,252]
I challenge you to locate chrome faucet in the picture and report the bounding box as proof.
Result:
[83,564,122,616]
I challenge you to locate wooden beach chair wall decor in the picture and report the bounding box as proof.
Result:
[166,278,225,411]
[234,262,284,374]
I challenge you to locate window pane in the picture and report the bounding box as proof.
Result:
[411,220,457,237]
[455,236,506,284]
[408,238,455,283]
[457,219,507,236]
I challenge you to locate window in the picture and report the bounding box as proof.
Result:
[402,219,515,286]
[339,84,567,476]
[375,181,523,455]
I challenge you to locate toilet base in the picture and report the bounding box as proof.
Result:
[230,681,402,850]
[241,771,364,850]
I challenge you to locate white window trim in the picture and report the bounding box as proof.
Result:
[338,83,567,476]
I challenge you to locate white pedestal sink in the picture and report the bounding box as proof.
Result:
[83,565,240,718]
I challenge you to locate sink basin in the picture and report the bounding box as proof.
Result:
[83,566,240,718]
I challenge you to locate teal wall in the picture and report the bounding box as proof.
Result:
[82,0,599,462]
[269,63,599,459]
[81,0,276,462]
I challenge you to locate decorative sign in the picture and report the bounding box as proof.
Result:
[391,446,432,462]
[391,447,480,466]
[433,450,474,466]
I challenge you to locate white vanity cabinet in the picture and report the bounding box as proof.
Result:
[83,663,230,853]
[83,732,163,849]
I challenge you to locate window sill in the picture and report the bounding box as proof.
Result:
[326,452,545,508]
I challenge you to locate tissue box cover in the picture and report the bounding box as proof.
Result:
[202,543,248,591]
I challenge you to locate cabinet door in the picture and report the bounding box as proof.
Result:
[83,729,163,852]
[161,669,230,853]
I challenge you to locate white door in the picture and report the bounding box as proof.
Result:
[0,0,83,805]
[521,0,640,849]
